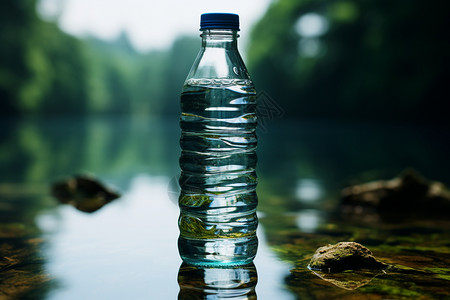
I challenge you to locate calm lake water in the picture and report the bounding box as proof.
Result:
[0,116,449,299]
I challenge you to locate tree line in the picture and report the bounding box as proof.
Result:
[0,1,198,117]
[247,0,449,124]
[1,0,448,123]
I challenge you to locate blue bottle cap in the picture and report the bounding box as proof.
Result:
[200,13,240,31]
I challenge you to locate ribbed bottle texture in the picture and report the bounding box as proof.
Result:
[178,78,258,266]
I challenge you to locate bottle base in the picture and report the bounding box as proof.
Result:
[180,257,255,268]
[178,236,258,267]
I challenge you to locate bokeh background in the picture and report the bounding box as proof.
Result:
[2,0,449,182]
[1,0,450,299]
[2,0,448,120]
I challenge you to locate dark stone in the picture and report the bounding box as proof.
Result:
[341,169,450,215]
[308,242,387,272]
[51,174,120,213]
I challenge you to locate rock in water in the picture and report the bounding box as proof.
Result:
[51,174,120,213]
[308,242,386,272]
[341,169,450,215]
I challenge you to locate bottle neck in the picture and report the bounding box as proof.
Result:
[201,29,239,50]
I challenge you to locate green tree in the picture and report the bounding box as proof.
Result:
[0,0,90,115]
[0,0,37,115]
[160,36,199,116]
[248,0,450,123]
[23,21,90,114]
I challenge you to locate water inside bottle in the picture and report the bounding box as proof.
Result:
[178,78,258,266]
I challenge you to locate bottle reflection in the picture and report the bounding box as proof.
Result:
[178,262,258,299]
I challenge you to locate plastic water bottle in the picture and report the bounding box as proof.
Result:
[178,13,258,266]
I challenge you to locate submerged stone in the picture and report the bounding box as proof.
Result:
[341,169,450,215]
[51,174,120,213]
[308,242,386,272]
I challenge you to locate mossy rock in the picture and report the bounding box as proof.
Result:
[308,242,387,272]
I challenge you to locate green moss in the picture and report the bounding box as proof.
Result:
[435,274,450,281]
[425,268,450,281]
[179,194,212,207]
[360,283,423,298]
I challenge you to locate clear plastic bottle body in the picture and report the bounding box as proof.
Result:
[178,28,258,266]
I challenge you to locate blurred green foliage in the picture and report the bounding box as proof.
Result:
[0,1,36,114]
[1,1,88,114]
[1,0,448,122]
[247,0,449,123]
[0,0,198,117]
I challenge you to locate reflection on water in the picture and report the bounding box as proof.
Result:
[1,117,449,299]
[0,116,181,185]
[310,269,384,290]
[39,175,180,300]
[295,179,322,203]
[296,209,324,233]
[178,262,257,299]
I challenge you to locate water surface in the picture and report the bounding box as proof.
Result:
[0,116,449,299]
